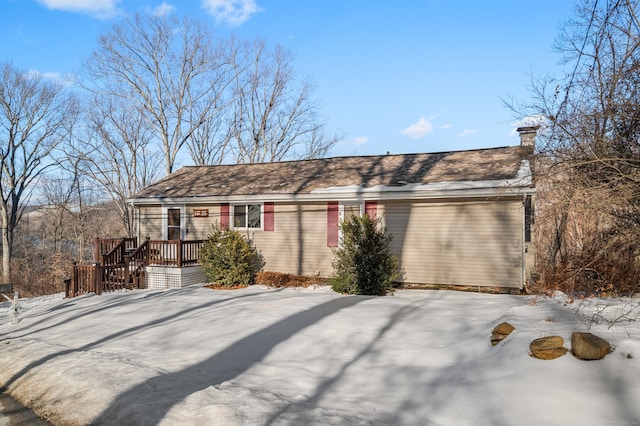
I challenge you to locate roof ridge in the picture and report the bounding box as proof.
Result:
[179,145,518,169]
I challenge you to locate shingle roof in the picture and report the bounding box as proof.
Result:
[132,146,530,200]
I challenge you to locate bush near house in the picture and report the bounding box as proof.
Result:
[330,215,402,295]
[199,225,265,288]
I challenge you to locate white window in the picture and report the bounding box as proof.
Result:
[340,202,363,222]
[339,202,364,244]
[232,204,262,230]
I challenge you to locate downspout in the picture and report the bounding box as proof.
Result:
[521,194,527,291]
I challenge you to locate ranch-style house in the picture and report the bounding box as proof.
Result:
[66,126,538,296]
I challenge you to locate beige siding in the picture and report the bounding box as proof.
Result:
[185,205,222,240]
[138,206,163,239]
[248,202,333,277]
[138,205,223,241]
[137,198,526,288]
[383,199,524,288]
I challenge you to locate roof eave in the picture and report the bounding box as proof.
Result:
[128,184,535,206]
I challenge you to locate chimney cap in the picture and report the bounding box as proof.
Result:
[516,125,541,134]
[516,125,539,148]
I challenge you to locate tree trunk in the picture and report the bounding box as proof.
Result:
[2,224,10,284]
[548,211,568,269]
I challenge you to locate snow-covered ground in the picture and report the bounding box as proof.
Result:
[1,285,639,425]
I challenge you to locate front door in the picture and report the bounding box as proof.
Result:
[167,208,181,240]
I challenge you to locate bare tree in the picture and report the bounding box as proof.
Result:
[83,13,232,175]
[84,14,338,170]
[13,169,121,296]
[510,0,640,294]
[229,40,341,163]
[515,0,640,187]
[184,103,232,166]
[76,94,161,235]
[0,62,78,285]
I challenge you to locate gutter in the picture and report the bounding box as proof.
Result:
[128,185,535,206]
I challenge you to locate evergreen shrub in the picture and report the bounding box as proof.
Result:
[199,225,265,288]
[330,214,401,295]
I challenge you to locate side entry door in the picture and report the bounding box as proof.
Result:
[167,208,181,240]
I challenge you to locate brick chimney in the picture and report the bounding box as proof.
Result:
[517,126,540,149]
[517,126,539,187]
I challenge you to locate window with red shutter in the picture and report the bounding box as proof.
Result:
[365,201,377,220]
[264,202,274,231]
[220,203,230,230]
[327,202,339,247]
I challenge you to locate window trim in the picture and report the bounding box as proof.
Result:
[231,203,264,231]
[339,202,364,221]
[338,202,364,245]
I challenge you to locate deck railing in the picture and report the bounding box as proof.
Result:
[130,239,204,267]
[66,238,204,298]
[95,237,138,264]
[67,264,100,297]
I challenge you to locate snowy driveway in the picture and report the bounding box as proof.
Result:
[1,285,639,425]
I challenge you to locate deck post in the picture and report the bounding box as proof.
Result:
[94,263,102,295]
[124,255,131,289]
[94,238,100,264]
[63,278,71,298]
[144,237,151,266]
[177,240,183,268]
[72,262,78,298]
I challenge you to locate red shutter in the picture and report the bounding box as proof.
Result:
[365,201,377,220]
[264,202,274,231]
[220,203,230,230]
[327,202,339,247]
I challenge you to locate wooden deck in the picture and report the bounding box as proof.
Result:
[65,238,204,298]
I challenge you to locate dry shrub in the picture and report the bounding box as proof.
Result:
[534,229,640,297]
[5,200,123,298]
[10,250,71,297]
[255,271,324,288]
[530,158,640,297]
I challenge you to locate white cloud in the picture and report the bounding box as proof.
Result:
[153,2,176,17]
[513,115,546,128]
[27,69,75,86]
[457,129,478,137]
[401,117,434,139]
[202,0,263,26]
[353,136,368,145]
[42,71,63,80]
[35,0,120,17]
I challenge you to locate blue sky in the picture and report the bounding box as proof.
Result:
[0,0,575,158]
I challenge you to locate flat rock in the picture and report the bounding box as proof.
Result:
[530,336,568,360]
[530,335,564,351]
[491,322,515,346]
[572,332,611,360]
[531,347,569,360]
